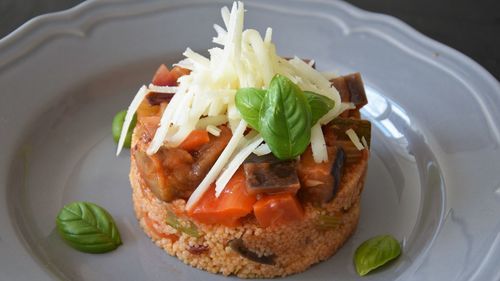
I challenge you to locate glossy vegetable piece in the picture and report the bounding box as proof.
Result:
[56,202,122,253]
[328,118,371,146]
[330,73,367,118]
[253,193,304,227]
[137,116,161,140]
[188,168,257,226]
[134,126,231,202]
[134,147,194,202]
[228,238,276,265]
[137,99,161,118]
[354,235,401,276]
[147,92,174,105]
[151,64,191,86]
[297,146,339,203]
[243,154,300,195]
[112,110,136,148]
[325,118,371,165]
[178,130,210,151]
[151,64,176,86]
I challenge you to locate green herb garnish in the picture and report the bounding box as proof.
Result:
[56,201,122,253]
[304,91,335,125]
[354,235,401,276]
[235,74,335,160]
[112,110,136,148]
[166,210,202,238]
[234,88,266,130]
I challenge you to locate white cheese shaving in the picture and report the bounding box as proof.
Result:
[183,48,210,68]
[196,115,228,129]
[311,123,328,163]
[321,71,338,80]
[146,84,187,155]
[319,102,355,125]
[148,84,177,93]
[185,119,247,210]
[253,142,271,156]
[206,125,221,136]
[173,58,194,70]
[116,85,148,156]
[346,128,365,151]
[361,136,369,150]
[215,134,263,197]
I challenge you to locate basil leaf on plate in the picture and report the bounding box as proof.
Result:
[235,88,266,130]
[303,91,335,125]
[259,75,311,159]
[354,235,401,276]
[56,201,122,253]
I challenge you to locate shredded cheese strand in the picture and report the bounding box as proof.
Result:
[311,123,328,163]
[148,84,177,93]
[206,125,221,136]
[361,136,369,150]
[253,142,271,156]
[346,128,365,151]
[116,85,148,156]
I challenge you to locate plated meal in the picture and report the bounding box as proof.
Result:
[115,2,373,278]
[4,0,499,280]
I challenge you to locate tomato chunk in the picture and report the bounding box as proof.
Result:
[253,193,304,227]
[151,64,176,86]
[188,168,257,226]
[178,130,210,151]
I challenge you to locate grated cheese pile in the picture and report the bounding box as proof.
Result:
[117,2,353,209]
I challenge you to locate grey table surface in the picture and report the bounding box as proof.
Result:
[1,0,499,81]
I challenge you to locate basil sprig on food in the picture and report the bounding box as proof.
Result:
[354,235,401,276]
[235,75,334,160]
[56,201,122,253]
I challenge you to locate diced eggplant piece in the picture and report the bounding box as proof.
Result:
[324,118,371,165]
[298,117,369,204]
[326,118,371,148]
[297,146,341,203]
[146,92,174,105]
[330,73,368,118]
[344,73,367,108]
[228,238,276,265]
[243,155,300,195]
[330,73,367,108]
[134,124,231,202]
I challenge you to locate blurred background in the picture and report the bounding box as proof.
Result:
[1,0,498,80]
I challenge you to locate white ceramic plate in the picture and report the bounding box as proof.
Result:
[1,0,499,280]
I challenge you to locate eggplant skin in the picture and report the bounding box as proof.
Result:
[228,238,276,265]
[330,148,346,201]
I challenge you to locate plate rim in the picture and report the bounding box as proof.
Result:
[0,0,499,280]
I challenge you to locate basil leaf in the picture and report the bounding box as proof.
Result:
[303,91,335,125]
[56,202,122,253]
[235,88,266,129]
[354,235,401,276]
[259,75,311,159]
